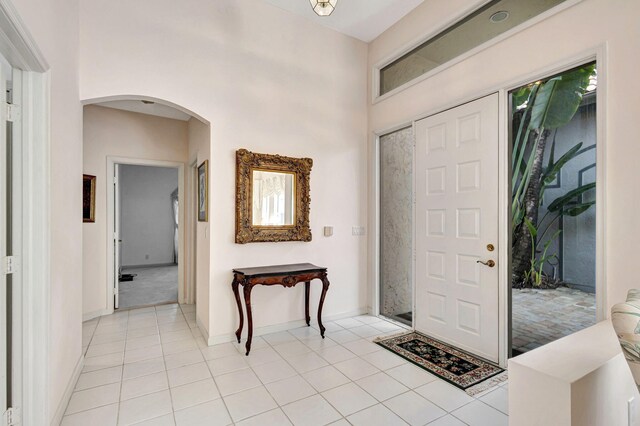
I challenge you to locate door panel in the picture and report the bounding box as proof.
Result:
[415,94,499,362]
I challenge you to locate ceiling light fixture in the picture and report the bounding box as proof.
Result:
[309,0,337,17]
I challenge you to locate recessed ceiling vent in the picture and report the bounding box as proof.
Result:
[489,10,509,23]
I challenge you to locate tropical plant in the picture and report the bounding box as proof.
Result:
[522,217,561,287]
[511,63,596,288]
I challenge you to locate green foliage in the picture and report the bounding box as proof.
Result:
[547,182,596,213]
[512,63,596,287]
[528,65,594,131]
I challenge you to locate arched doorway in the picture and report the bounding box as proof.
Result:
[81,95,211,316]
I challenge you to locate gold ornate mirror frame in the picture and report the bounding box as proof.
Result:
[235,149,313,243]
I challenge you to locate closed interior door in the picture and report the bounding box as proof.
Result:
[114,163,121,309]
[415,93,499,362]
[0,67,8,415]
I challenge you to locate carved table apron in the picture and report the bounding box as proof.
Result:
[232,263,330,355]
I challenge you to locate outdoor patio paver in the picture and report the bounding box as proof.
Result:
[512,287,596,354]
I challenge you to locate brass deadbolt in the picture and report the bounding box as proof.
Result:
[487,244,495,252]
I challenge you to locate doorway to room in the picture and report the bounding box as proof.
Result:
[114,164,180,309]
[509,62,598,355]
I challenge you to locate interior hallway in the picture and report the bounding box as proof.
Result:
[118,265,179,309]
[71,305,508,425]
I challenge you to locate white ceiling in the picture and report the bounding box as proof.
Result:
[95,100,192,121]
[263,0,425,42]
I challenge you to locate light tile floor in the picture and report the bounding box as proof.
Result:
[68,304,508,425]
[512,287,596,353]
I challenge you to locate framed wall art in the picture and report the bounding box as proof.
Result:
[235,149,312,243]
[83,174,96,223]
[197,160,208,222]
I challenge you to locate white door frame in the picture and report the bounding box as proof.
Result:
[106,156,187,312]
[186,158,198,305]
[0,0,50,423]
[370,46,607,368]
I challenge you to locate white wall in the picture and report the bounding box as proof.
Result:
[10,0,83,420]
[368,0,640,315]
[79,0,369,340]
[119,165,178,267]
[83,105,188,317]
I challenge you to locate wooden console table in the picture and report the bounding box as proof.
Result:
[232,263,330,355]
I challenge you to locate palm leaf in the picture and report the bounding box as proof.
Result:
[512,84,539,187]
[523,217,538,238]
[564,201,595,216]
[542,142,584,186]
[529,65,595,131]
[548,182,596,212]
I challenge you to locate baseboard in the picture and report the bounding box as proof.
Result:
[83,309,112,322]
[206,307,369,346]
[51,354,84,425]
[323,308,369,322]
[196,316,210,344]
[122,262,177,269]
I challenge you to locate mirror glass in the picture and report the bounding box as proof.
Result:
[252,170,295,226]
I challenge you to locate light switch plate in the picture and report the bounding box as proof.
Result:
[352,226,365,236]
[324,226,333,237]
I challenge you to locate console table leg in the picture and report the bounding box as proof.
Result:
[243,284,254,355]
[232,277,244,343]
[305,281,311,326]
[317,275,330,338]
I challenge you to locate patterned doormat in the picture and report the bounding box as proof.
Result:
[374,332,506,395]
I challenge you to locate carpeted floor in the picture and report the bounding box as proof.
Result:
[118,264,178,309]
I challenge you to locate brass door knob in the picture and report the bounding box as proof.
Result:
[477,260,495,267]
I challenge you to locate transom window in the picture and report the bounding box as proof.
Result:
[379,0,568,97]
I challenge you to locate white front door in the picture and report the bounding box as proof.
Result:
[415,93,500,362]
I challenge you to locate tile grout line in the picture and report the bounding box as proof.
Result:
[74,310,507,425]
[199,313,237,425]
[259,328,327,425]
[260,319,376,424]
[160,305,179,425]
[115,309,131,426]
[63,313,123,420]
[224,326,336,424]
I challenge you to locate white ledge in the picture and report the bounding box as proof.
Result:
[509,320,640,426]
